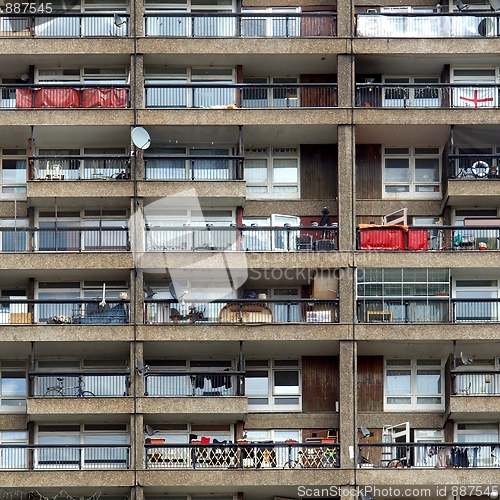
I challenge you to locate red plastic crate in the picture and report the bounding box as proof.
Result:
[407,229,429,250]
[359,228,405,250]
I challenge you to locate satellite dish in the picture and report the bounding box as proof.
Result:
[360,426,371,438]
[136,359,150,375]
[490,0,500,9]
[461,352,473,365]
[169,281,185,300]
[359,491,374,500]
[144,285,156,299]
[114,13,126,27]
[478,18,494,36]
[131,127,151,150]
[145,424,157,436]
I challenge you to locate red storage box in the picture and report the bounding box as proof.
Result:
[407,229,429,250]
[359,228,405,250]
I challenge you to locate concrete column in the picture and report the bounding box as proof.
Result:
[338,266,355,324]
[131,0,145,37]
[130,53,144,115]
[335,0,354,37]
[339,340,356,470]
[132,412,145,470]
[132,485,144,500]
[131,340,145,398]
[337,54,354,109]
[337,124,356,251]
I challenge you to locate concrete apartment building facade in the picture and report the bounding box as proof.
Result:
[0,1,499,500]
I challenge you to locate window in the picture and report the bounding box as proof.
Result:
[454,280,498,322]
[36,68,128,84]
[245,359,301,412]
[1,149,27,200]
[0,219,29,251]
[456,423,498,467]
[242,77,298,108]
[0,431,28,469]
[383,76,440,108]
[383,147,441,199]
[0,361,27,412]
[451,68,496,108]
[385,358,443,411]
[245,147,299,199]
[145,67,235,108]
[241,8,300,37]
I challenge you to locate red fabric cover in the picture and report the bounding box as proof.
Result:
[359,228,405,250]
[15,88,34,108]
[34,88,80,108]
[200,436,210,444]
[81,88,127,108]
[407,229,429,250]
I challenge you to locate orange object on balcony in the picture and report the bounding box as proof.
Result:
[81,88,127,108]
[407,229,429,250]
[359,226,405,250]
[34,88,80,108]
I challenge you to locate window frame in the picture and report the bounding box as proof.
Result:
[384,358,444,412]
[382,146,441,200]
[0,149,27,201]
[0,361,27,413]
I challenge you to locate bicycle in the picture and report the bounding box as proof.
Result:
[43,376,95,397]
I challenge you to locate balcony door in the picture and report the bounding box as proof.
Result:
[455,280,498,322]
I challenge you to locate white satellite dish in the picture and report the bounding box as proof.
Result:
[146,424,157,436]
[489,0,500,10]
[131,127,151,150]
[461,352,473,365]
[114,13,126,27]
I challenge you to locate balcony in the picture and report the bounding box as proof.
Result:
[145,154,243,181]
[357,298,500,323]
[0,227,129,252]
[143,12,336,37]
[358,442,499,468]
[30,371,131,397]
[356,83,500,109]
[145,83,338,109]
[0,13,129,37]
[144,226,338,252]
[145,441,339,469]
[1,84,129,109]
[356,225,500,251]
[0,445,130,469]
[143,370,244,396]
[449,153,500,179]
[144,298,339,324]
[30,155,130,181]
[356,12,499,38]
[0,299,130,325]
[451,370,500,396]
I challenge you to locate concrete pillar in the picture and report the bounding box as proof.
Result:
[131,0,145,37]
[339,340,356,470]
[132,485,144,500]
[132,412,145,470]
[338,266,355,324]
[337,54,354,109]
[130,53,144,115]
[130,340,145,399]
[336,0,354,37]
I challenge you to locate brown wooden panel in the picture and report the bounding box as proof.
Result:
[356,144,382,200]
[301,15,334,36]
[300,144,338,200]
[357,356,383,412]
[302,356,339,412]
[300,74,337,107]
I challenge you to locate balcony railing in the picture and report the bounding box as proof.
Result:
[143,370,244,396]
[356,13,499,38]
[0,444,130,470]
[452,370,500,396]
[357,225,500,251]
[144,225,338,251]
[449,153,500,179]
[356,83,500,108]
[1,84,129,109]
[145,441,339,469]
[0,227,129,252]
[144,155,244,180]
[358,442,500,468]
[144,83,338,108]
[30,371,131,397]
[0,299,130,325]
[145,298,339,324]
[357,298,500,323]
[0,13,130,37]
[29,155,130,180]
[144,12,336,37]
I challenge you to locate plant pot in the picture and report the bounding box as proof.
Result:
[237,439,248,445]
[191,440,202,444]
[285,439,297,443]
[146,438,165,444]
[321,438,337,444]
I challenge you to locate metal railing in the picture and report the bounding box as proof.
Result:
[0,13,130,37]
[144,12,336,37]
[449,154,500,179]
[0,227,129,252]
[29,155,130,180]
[145,441,339,469]
[357,298,500,323]
[144,83,338,108]
[144,298,339,324]
[143,370,244,396]
[356,13,499,38]
[356,83,500,108]
[144,155,244,180]
[452,370,500,396]
[30,371,131,397]
[0,298,130,325]
[1,84,129,109]
[358,442,500,468]
[0,444,130,469]
[144,225,338,252]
